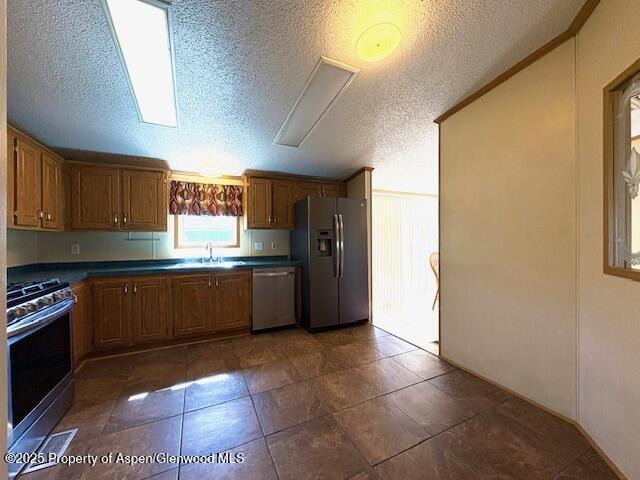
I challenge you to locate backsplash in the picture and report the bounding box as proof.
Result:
[7,222,290,266]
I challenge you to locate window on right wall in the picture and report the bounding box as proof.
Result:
[604,63,640,280]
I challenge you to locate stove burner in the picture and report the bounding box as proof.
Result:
[6,278,71,326]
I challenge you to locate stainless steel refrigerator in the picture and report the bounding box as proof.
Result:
[291,196,369,330]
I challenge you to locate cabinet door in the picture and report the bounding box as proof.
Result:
[247,178,272,228]
[72,282,91,365]
[271,180,295,229]
[71,165,120,230]
[92,278,132,350]
[132,276,169,344]
[321,183,347,198]
[14,138,42,227]
[7,132,15,227]
[172,274,213,337]
[41,153,63,230]
[214,271,250,332]
[122,170,167,231]
[294,181,322,202]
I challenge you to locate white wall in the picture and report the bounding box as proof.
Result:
[7,229,37,266]
[440,39,578,419]
[576,1,640,477]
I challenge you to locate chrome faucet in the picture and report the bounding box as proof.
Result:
[203,242,221,263]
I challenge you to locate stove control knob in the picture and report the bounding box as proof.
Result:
[25,302,39,313]
[11,306,28,318]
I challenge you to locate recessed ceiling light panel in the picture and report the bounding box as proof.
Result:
[103,0,178,127]
[274,57,360,148]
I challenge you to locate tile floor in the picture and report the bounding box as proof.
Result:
[23,323,618,480]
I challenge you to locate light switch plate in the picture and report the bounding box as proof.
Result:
[254,241,264,251]
[71,244,80,255]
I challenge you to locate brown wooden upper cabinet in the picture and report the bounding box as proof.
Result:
[7,130,64,231]
[70,164,168,231]
[245,174,346,229]
[122,170,168,231]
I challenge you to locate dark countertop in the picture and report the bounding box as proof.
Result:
[8,256,301,284]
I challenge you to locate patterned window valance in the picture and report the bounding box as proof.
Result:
[169,181,243,216]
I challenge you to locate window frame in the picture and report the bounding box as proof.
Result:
[603,56,640,282]
[173,214,241,250]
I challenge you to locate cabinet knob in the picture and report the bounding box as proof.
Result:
[208,277,212,288]
[273,217,277,224]
[123,215,128,225]
[133,282,137,294]
[47,212,51,221]
[114,215,119,227]
[124,283,129,295]
[215,279,219,288]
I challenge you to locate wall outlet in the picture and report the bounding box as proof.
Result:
[254,241,264,251]
[71,244,80,255]
[271,241,277,250]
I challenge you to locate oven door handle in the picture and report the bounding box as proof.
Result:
[7,299,74,339]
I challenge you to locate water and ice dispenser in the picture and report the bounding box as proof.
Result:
[316,230,332,257]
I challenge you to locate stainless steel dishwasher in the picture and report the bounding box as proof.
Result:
[252,267,296,331]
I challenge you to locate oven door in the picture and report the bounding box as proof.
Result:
[7,299,74,448]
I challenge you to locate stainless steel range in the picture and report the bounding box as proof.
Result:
[7,278,75,479]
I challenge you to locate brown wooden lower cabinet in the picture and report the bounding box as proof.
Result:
[72,281,91,365]
[172,274,214,337]
[92,278,133,350]
[214,271,251,331]
[88,270,252,355]
[132,276,169,344]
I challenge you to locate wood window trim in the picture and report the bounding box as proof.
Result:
[603,56,640,282]
[173,214,241,250]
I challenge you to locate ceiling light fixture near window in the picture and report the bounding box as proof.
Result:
[274,57,360,148]
[356,23,401,62]
[103,0,178,127]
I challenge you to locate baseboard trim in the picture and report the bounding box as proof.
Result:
[440,355,627,480]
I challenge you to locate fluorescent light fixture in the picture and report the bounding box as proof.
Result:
[274,57,360,147]
[103,0,178,127]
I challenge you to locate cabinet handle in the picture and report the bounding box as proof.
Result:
[208,277,211,288]
[124,283,129,295]
[72,294,78,304]
[38,210,44,220]
[133,282,137,294]
[46,212,51,221]
[268,216,272,224]
[123,215,127,225]
[215,279,219,288]
[114,214,119,227]
[274,217,277,224]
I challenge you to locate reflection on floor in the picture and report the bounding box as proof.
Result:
[24,324,616,480]
[373,304,439,354]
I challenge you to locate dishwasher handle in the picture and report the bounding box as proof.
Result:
[253,271,295,278]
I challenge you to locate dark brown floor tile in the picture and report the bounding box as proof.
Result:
[74,375,127,402]
[554,449,619,480]
[76,354,138,379]
[267,416,368,480]
[391,349,456,380]
[242,358,301,394]
[187,341,240,379]
[81,416,181,480]
[22,400,115,480]
[386,381,476,434]
[276,333,325,357]
[310,369,379,411]
[362,336,417,356]
[253,381,331,435]
[353,358,421,394]
[374,434,479,480]
[184,369,248,412]
[427,370,511,413]
[349,468,380,479]
[493,397,590,467]
[312,328,358,347]
[180,437,277,480]
[346,324,391,342]
[125,347,188,393]
[333,396,428,465]
[332,342,386,366]
[103,387,184,434]
[236,342,289,369]
[182,396,262,455]
[188,339,235,362]
[289,349,351,380]
[147,468,178,480]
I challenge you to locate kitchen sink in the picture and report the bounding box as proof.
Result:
[168,260,247,269]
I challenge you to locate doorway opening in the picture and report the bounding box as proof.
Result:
[372,190,439,354]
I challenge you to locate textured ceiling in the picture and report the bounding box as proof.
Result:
[8,0,584,193]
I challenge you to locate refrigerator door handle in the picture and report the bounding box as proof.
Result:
[338,213,345,278]
[333,213,340,278]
